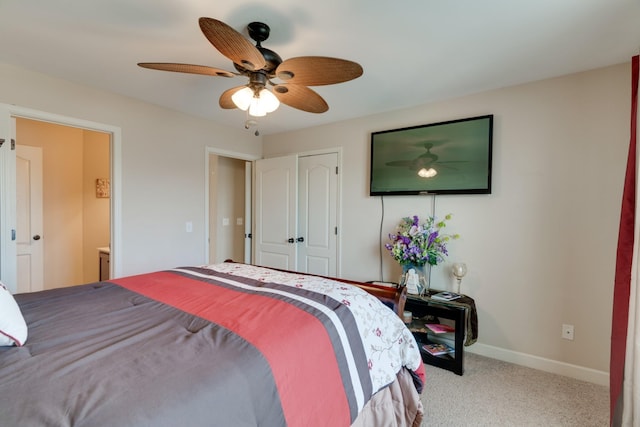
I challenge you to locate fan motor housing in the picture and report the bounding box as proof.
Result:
[234,46,281,75]
[247,22,282,74]
[233,33,282,77]
[258,47,282,74]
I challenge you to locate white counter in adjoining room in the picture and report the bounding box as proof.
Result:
[98,247,110,280]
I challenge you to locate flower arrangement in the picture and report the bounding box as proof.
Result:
[385,214,459,266]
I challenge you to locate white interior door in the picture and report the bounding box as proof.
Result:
[16,145,44,292]
[298,153,338,276]
[254,155,297,270]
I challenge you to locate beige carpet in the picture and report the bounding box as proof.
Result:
[420,353,609,426]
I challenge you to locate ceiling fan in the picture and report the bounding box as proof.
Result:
[386,140,466,178]
[138,17,363,118]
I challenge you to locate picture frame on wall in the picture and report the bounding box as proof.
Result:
[96,178,110,198]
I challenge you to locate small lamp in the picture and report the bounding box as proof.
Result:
[451,262,467,294]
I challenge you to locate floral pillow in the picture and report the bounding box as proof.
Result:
[0,282,28,346]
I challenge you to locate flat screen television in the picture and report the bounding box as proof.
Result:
[369,114,493,196]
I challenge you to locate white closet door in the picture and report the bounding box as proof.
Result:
[297,153,337,276]
[254,153,338,276]
[254,155,297,270]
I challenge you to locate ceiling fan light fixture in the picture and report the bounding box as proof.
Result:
[418,167,438,178]
[248,97,267,117]
[231,87,254,111]
[233,86,280,117]
[256,88,280,113]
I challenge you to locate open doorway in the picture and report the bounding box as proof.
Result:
[206,148,256,265]
[0,103,121,294]
[16,118,110,291]
[207,154,251,264]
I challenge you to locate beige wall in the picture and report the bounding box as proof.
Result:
[82,130,110,283]
[263,63,631,380]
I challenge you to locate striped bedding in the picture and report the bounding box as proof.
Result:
[0,263,424,426]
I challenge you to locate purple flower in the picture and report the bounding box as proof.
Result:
[385,214,458,266]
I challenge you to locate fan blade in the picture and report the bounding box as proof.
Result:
[276,57,363,86]
[138,62,235,77]
[219,86,246,109]
[272,84,328,113]
[199,17,266,71]
[386,160,417,168]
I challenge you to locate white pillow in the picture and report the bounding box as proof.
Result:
[0,282,28,346]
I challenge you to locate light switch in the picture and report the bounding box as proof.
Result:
[236,217,243,226]
[185,221,193,233]
[222,218,230,226]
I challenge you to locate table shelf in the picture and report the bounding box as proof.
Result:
[405,294,468,375]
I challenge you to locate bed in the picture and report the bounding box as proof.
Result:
[0,262,424,426]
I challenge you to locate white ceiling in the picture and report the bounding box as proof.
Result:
[1,0,639,136]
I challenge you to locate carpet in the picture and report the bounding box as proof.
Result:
[420,353,608,426]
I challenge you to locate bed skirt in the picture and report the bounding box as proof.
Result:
[352,367,424,427]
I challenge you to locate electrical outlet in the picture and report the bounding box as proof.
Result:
[562,324,574,340]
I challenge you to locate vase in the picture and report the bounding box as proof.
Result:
[400,263,430,296]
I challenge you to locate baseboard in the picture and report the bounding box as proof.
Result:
[466,343,609,386]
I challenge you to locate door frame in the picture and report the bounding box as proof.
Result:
[0,103,122,292]
[204,146,259,265]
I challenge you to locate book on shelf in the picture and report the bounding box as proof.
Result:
[425,323,455,334]
[408,324,430,334]
[430,291,461,301]
[422,342,454,356]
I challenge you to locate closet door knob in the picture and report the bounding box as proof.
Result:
[287,238,295,243]
[296,237,304,243]
[33,235,41,241]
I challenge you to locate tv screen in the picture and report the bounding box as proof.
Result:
[369,115,493,196]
